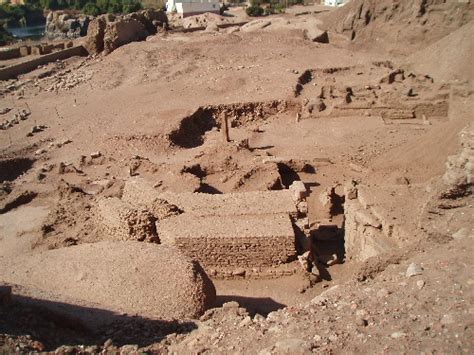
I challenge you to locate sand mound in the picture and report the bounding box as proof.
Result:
[322,0,474,54]
[405,21,474,83]
[0,242,216,320]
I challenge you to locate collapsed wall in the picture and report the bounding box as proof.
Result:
[343,182,404,261]
[94,197,159,242]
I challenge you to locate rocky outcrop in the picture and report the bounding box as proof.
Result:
[321,0,474,54]
[85,9,168,55]
[442,124,473,198]
[45,11,91,40]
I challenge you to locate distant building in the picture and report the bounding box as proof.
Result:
[324,0,346,6]
[166,0,220,18]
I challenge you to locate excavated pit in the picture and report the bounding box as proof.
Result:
[168,100,291,148]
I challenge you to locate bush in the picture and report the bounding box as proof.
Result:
[83,2,101,15]
[246,4,264,16]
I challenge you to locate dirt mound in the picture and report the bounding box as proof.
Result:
[405,21,474,83]
[322,0,474,54]
[0,242,216,320]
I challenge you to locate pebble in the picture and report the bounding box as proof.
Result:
[391,331,407,339]
[416,280,425,290]
[406,262,423,277]
[355,317,368,327]
[103,338,113,349]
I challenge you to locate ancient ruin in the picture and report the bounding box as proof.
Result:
[0,0,473,353]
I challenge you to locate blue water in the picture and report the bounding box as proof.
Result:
[8,24,45,40]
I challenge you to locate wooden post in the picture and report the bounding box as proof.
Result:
[222,115,230,142]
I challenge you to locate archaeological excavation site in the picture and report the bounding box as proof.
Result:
[0,0,473,353]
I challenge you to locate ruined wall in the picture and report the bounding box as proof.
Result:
[123,178,299,217]
[158,214,296,269]
[343,184,402,261]
[95,197,158,243]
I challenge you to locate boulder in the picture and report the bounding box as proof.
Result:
[45,11,91,40]
[304,25,329,43]
[0,241,216,320]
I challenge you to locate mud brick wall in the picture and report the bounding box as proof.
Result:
[124,178,299,218]
[95,197,158,242]
[174,235,296,269]
[158,213,296,269]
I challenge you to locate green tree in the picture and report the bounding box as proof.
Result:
[82,2,101,15]
[122,0,141,13]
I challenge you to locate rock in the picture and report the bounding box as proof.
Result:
[416,280,425,289]
[304,26,329,44]
[90,151,101,158]
[406,262,423,277]
[391,331,407,339]
[205,22,219,32]
[223,301,239,309]
[344,180,358,200]
[239,316,252,327]
[232,268,246,277]
[355,317,368,327]
[298,251,310,271]
[290,180,308,202]
[103,339,113,349]
[35,148,47,155]
[311,285,340,305]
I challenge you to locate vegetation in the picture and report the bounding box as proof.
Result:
[246,0,303,17]
[245,4,264,17]
[0,26,14,45]
[0,0,143,29]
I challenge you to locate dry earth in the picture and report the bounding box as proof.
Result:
[0,0,473,353]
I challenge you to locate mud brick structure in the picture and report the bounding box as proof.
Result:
[123,178,299,218]
[158,213,296,269]
[95,197,158,242]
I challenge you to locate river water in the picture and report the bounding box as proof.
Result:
[8,24,45,40]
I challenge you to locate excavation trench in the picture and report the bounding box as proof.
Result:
[168,100,292,148]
